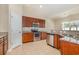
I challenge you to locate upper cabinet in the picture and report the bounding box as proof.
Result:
[22,16,45,28]
[39,19,45,28]
[22,16,33,27]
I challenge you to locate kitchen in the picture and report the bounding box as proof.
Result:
[14,4,79,55]
[0,4,79,55]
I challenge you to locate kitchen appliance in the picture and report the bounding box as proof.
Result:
[31,23,40,41]
[46,34,54,47]
[31,23,39,32]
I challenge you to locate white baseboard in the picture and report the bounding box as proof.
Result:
[7,43,22,53]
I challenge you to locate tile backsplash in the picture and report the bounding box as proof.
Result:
[22,27,53,33]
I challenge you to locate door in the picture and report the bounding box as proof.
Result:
[10,12,22,48]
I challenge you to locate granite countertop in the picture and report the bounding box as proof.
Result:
[60,36,79,44]
[22,27,52,33]
[0,32,8,39]
[47,33,54,35]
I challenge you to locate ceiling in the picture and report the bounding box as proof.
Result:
[23,4,79,19]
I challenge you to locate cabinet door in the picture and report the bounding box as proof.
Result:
[54,34,60,49]
[22,16,33,27]
[0,42,3,55]
[54,34,58,49]
[39,20,45,28]
[60,40,79,55]
[62,41,70,55]
[22,32,34,43]
[69,43,79,55]
[3,36,8,55]
[40,32,47,40]
[22,16,27,27]
[57,35,60,49]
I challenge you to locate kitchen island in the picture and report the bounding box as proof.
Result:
[46,30,79,55]
[60,36,79,55]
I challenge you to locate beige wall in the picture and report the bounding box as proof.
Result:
[52,7,79,31]
[23,7,54,31]
[53,20,62,31]
[0,4,9,32]
[45,19,55,30]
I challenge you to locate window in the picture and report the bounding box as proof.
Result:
[71,27,76,30]
[76,21,79,31]
[77,27,79,31]
[62,20,79,31]
[62,22,70,30]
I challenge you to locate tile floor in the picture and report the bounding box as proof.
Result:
[7,40,60,55]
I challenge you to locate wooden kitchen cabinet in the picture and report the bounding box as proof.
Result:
[60,40,79,55]
[3,36,8,54]
[22,16,45,28]
[60,40,69,55]
[0,35,8,55]
[0,40,3,55]
[22,32,34,43]
[38,20,45,28]
[54,34,60,49]
[22,16,33,27]
[40,32,47,40]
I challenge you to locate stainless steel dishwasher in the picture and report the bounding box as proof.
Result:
[46,33,54,47]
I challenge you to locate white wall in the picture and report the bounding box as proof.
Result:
[0,5,8,32]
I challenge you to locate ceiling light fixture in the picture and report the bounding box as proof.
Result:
[40,5,43,8]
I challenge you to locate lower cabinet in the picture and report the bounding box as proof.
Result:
[0,42,3,55]
[0,35,8,55]
[60,40,69,55]
[54,34,60,49]
[60,40,79,55]
[22,32,34,43]
[22,32,48,43]
[3,36,8,54]
[40,32,47,40]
